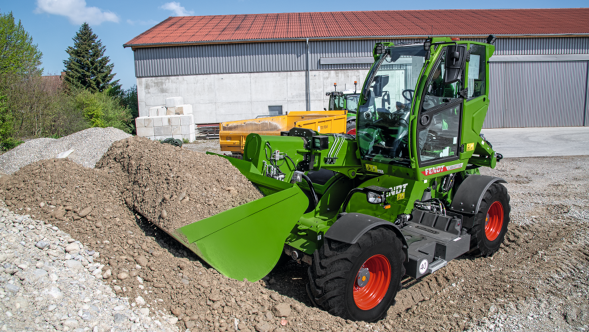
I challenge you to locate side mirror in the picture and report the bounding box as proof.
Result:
[372,76,389,97]
[424,38,432,61]
[444,45,467,84]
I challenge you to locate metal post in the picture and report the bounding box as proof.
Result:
[583,61,589,127]
[306,38,310,111]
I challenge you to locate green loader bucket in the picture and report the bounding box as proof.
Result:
[171,186,309,282]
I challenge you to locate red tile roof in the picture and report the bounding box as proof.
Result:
[124,8,589,48]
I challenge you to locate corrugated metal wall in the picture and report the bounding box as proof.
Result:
[134,38,589,77]
[135,42,307,76]
[133,37,589,128]
[486,61,588,128]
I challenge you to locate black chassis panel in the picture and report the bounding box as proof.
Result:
[401,221,471,279]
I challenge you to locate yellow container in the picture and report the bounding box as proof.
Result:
[219,111,347,155]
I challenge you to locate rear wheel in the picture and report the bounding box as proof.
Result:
[469,183,510,256]
[307,228,404,322]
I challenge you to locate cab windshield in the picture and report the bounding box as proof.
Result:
[358,45,426,165]
[345,94,359,114]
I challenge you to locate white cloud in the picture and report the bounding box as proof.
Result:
[35,0,119,25]
[160,2,194,16]
[127,19,159,26]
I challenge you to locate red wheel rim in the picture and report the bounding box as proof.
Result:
[353,254,391,310]
[485,201,504,241]
[347,128,356,135]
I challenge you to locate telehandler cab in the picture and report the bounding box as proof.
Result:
[168,35,510,322]
[325,82,361,133]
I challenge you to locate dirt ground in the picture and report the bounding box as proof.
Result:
[1,139,588,331]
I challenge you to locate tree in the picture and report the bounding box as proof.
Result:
[63,23,120,93]
[0,12,42,76]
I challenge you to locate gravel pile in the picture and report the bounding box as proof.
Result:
[0,127,131,175]
[0,202,178,331]
[97,136,263,232]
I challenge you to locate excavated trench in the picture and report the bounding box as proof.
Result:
[1,136,588,331]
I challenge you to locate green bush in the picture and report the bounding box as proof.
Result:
[1,137,23,151]
[73,89,133,133]
[0,95,21,151]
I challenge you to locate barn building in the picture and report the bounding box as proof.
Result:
[124,8,589,128]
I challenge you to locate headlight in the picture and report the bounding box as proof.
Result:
[367,191,383,204]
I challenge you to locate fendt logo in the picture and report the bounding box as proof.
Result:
[421,163,463,176]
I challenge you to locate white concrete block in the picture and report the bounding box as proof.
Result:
[135,118,145,128]
[170,116,181,126]
[166,107,175,115]
[165,97,184,108]
[157,107,167,116]
[181,125,190,135]
[155,136,166,141]
[154,126,172,136]
[180,115,193,126]
[172,134,183,140]
[153,117,163,127]
[172,126,182,135]
[144,118,153,128]
[137,127,154,137]
[176,104,193,115]
[149,107,158,117]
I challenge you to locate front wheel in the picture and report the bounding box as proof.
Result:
[469,182,511,256]
[307,228,405,322]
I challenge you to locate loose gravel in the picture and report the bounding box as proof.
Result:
[0,127,131,175]
[0,202,178,331]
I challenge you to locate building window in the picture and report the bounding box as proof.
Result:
[268,105,283,116]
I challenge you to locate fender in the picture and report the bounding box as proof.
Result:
[450,174,506,216]
[325,213,408,260]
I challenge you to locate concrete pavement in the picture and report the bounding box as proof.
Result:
[480,127,589,158]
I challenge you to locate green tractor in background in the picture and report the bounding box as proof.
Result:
[325,82,361,134]
[171,35,509,322]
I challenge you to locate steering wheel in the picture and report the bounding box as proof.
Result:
[402,89,415,102]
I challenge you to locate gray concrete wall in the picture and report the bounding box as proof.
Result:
[137,70,367,124]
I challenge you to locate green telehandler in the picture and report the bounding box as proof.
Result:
[325,82,361,134]
[168,35,509,322]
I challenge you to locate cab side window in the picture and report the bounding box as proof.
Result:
[467,44,486,99]
[423,50,464,110]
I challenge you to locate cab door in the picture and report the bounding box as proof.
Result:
[416,45,467,167]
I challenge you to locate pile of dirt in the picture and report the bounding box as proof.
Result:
[96,136,263,232]
[1,138,588,331]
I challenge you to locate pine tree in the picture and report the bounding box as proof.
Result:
[63,23,120,93]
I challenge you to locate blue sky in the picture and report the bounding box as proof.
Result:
[3,0,587,90]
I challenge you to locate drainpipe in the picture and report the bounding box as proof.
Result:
[306,38,310,111]
[584,60,589,126]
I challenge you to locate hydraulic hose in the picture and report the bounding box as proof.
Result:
[300,173,318,210]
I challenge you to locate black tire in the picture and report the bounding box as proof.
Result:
[346,120,356,134]
[307,227,405,322]
[469,183,511,256]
